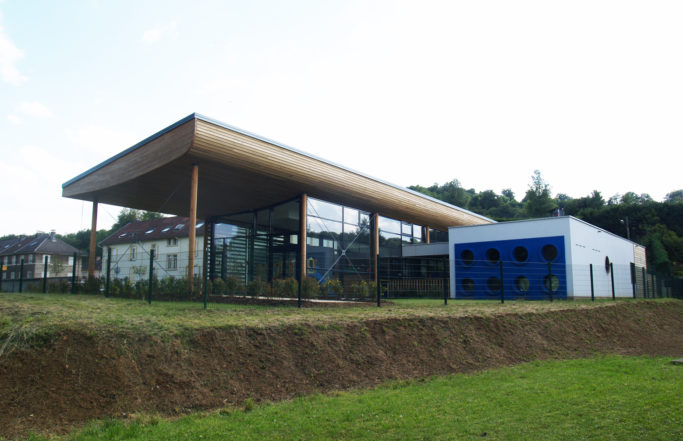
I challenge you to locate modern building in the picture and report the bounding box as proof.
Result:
[0,232,80,291]
[100,216,205,281]
[62,113,492,293]
[449,216,647,299]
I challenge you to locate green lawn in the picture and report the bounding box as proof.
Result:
[0,292,641,340]
[29,355,682,441]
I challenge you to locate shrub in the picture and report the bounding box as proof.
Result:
[224,276,245,296]
[272,278,297,298]
[302,277,320,298]
[246,279,268,297]
[211,278,226,295]
[321,279,343,297]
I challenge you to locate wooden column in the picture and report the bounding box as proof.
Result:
[425,226,431,244]
[372,213,379,283]
[299,194,307,283]
[88,201,98,278]
[188,164,199,292]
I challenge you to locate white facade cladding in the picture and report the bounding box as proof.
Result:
[448,216,646,299]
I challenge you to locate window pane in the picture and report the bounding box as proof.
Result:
[379,216,401,234]
[308,216,343,235]
[401,222,412,235]
[272,200,300,234]
[343,207,359,225]
[413,226,423,242]
[359,212,370,226]
[307,198,342,222]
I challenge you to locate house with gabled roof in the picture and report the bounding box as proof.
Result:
[0,232,80,290]
[100,216,204,281]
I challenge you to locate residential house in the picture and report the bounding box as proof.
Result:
[100,216,204,281]
[0,231,81,290]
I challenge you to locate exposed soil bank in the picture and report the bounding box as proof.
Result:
[1,301,681,438]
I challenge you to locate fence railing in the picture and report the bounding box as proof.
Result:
[2,250,681,305]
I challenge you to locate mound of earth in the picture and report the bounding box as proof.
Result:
[1,301,681,439]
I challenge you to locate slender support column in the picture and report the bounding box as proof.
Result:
[298,194,307,307]
[425,226,431,244]
[188,164,199,292]
[88,201,98,279]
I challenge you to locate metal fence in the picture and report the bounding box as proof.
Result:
[2,250,681,305]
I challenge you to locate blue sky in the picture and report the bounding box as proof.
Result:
[1,0,681,236]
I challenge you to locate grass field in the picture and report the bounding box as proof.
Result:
[24,355,682,441]
[0,292,645,339]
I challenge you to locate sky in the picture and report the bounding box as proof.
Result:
[1,0,681,236]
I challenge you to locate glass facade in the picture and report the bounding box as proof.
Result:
[211,199,300,284]
[208,195,450,297]
[305,197,371,287]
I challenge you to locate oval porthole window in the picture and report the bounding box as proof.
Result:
[462,278,475,294]
[513,246,528,263]
[485,248,500,264]
[542,244,558,262]
[487,276,501,294]
[544,274,560,292]
[515,276,530,293]
[605,256,611,273]
[460,249,474,266]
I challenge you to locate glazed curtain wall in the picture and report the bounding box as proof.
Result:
[209,195,442,286]
[211,198,300,284]
[305,197,371,284]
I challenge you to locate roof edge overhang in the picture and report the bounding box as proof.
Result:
[62,113,494,229]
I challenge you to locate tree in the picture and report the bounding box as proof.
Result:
[621,192,652,205]
[665,190,683,203]
[110,208,164,232]
[523,170,555,217]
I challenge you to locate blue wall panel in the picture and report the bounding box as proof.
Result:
[454,236,566,300]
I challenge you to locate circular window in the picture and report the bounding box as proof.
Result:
[460,249,474,266]
[462,278,475,295]
[542,244,558,262]
[605,256,611,273]
[513,246,528,263]
[514,276,530,293]
[544,274,560,292]
[485,248,500,264]
[487,276,501,294]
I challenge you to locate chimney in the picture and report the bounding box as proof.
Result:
[50,230,56,242]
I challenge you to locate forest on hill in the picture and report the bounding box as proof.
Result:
[410,171,683,276]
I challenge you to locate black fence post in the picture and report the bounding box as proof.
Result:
[203,262,208,310]
[500,260,504,304]
[610,263,615,300]
[630,263,636,299]
[105,247,111,298]
[71,252,77,294]
[147,249,154,304]
[642,268,648,298]
[19,258,24,293]
[376,258,381,308]
[547,261,553,302]
[589,264,595,301]
[42,255,49,293]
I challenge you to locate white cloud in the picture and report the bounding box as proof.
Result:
[7,114,21,124]
[18,101,52,118]
[0,13,27,85]
[65,125,138,157]
[141,20,177,44]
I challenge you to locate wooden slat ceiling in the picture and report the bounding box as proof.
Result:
[62,114,493,231]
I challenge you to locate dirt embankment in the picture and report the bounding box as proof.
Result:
[1,301,682,438]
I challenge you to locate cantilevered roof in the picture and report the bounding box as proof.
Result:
[62,114,493,231]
